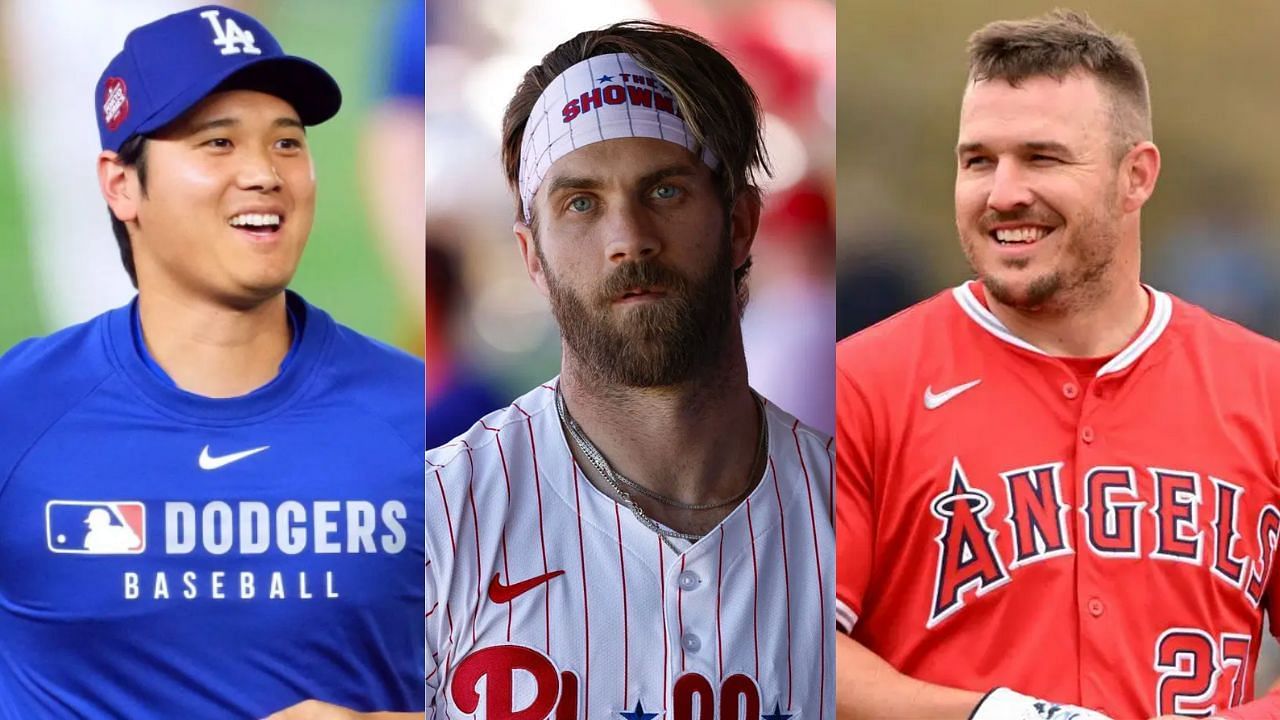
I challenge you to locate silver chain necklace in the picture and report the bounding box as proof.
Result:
[555,385,768,551]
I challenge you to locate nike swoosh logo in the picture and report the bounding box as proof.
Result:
[198,445,270,470]
[488,570,565,604]
[923,379,982,410]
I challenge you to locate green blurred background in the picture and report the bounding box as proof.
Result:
[0,50,39,345]
[0,1,411,349]
[271,1,401,344]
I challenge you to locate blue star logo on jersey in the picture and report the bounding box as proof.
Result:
[597,74,614,83]
[763,701,794,720]
[619,699,659,720]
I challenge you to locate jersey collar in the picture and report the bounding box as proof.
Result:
[951,281,1173,378]
[107,290,331,423]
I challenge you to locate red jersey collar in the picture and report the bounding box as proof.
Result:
[951,280,1173,378]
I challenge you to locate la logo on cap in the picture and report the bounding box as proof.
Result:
[103,77,129,131]
[200,9,261,56]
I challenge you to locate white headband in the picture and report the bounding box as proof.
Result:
[517,52,719,222]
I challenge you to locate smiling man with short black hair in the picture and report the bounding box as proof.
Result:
[0,6,423,718]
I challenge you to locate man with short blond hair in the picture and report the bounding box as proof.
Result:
[968,9,1152,148]
[837,9,1280,720]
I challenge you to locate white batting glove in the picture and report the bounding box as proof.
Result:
[970,688,1113,720]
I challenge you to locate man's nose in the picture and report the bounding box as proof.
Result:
[236,149,283,192]
[603,198,661,263]
[986,159,1035,212]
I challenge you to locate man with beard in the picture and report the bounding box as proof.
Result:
[836,9,1280,720]
[426,22,834,719]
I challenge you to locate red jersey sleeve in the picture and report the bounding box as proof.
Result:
[836,346,875,635]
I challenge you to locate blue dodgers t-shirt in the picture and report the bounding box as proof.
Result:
[0,292,424,718]
[130,300,303,386]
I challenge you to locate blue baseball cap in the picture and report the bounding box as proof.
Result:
[96,5,342,152]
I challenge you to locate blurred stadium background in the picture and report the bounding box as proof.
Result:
[0,0,422,352]
[839,0,1280,339]
[425,0,836,447]
[840,0,1280,692]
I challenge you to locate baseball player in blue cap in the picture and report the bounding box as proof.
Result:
[0,6,423,718]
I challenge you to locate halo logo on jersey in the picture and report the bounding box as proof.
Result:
[926,456,1280,629]
[46,500,145,555]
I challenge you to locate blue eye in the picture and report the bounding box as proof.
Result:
[652,184,680,200]
[568,197,594,213]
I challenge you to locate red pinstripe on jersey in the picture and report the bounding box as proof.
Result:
[572,465,591,718]
[615,504,630,702]
[658,537,668,712]
[801,424,829,720]
[434,470,455,555]
[481,422,515,641]
[519,406,553,655]
[769,457,795,708]
[716,527,725,680]
[747,497,761,679]
[826,436,834,526]
[426,380,833,719]
[464,451,482,646]
[678,554,687,672]
[443,604,455,716]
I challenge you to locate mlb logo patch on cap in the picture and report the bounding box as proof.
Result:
[102,77,130,132]
[46,500,146,555]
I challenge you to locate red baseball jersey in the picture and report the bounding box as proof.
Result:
[836,281,1280,719]
[427,380,834,720]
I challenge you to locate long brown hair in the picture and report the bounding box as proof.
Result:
[501,20,771,223]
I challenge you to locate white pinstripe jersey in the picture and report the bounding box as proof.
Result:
[426,381,834,720]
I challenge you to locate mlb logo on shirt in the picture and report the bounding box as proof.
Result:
[46,500,146,555]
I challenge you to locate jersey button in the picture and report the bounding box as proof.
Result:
[681,633,702,653]
[1081,426,1095,443]
[678,571,701,591]
[1087,597,1104,617]
[1062,383,1079,399]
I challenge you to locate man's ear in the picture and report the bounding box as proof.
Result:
[1119,141,1160,213]
[728,188,762,270]
[514,220,550,298]
[98,151,138,223]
